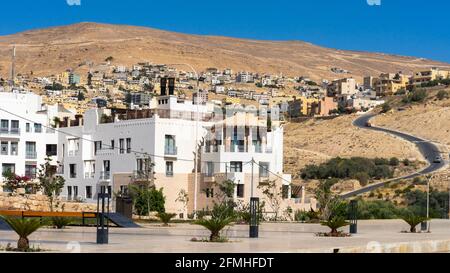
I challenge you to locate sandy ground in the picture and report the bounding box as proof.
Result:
[284,114,425,181]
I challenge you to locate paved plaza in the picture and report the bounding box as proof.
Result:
[1,220,450,253]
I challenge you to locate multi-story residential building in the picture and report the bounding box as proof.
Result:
[372,72,409,96]
[410,68,450,86]
[0,91,73,191]
[327,78,357,97]
[57,86,313,217]
[236,72,254,83]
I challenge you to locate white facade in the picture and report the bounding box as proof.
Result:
[56,95,305,215]
[0,92,61,190]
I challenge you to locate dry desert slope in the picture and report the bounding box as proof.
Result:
[1,22,450,81]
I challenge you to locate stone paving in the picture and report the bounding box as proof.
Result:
[1,220,450,253]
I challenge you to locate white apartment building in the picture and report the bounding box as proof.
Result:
[0,91,74,191]
[57,93,314,217]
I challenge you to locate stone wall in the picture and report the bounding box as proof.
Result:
[0,192,97,212]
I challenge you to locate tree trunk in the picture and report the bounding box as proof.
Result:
[410,226,416,233]
[210,231,220,242]
[330,228,338,236]
[17,237,29,251]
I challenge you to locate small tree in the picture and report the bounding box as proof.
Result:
[400,210,429,233]
[2,170,31,193]
[258,180,284,221]
[157,212,176,226]
[0,216,43,251]
[37,157,65,211]
[381,103,391,113]
[175,189,189,218]
[195,203,235,242]
[437,90,449,100]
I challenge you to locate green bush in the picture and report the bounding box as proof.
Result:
[389,157,400,166]
[51,217,71,229]
[437,90,449,100]
[402,159,411,166]
[157,212,177,226]
[381,103,392,113]
[130,187,166,216]
[301,157,393,181]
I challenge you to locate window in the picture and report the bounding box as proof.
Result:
[25,142,37,159]
[237,184,245,198]
[94,141,102,155]
[282,185,290,199]
[46,144,58,156]
[25,165,37,179]
[2,164,15,175]
[120,185,128,196]
[10,142,18,156]
[1,120,9,133]
[205,188,214,198]
[34,123,42,133]
[69,164,77,178]
[165,135,177,155]
[259,162,270,178]
[166,161,174,177]
[68,139,79,156]
[26,123,31,133]
[10,120,19,134]
[110,140,115,150]
[126,138,131,153]
[73,186,78,199]
[1,142,8,155]
[119,139,125,154]
[230,161,243,173]
[86,186,92,199]
[206,162,214,177]
[67,186,73,200]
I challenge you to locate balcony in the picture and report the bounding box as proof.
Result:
[0,128,20,136]
[68,150,79,157]
[26,152,37,160]
[100,171,111,181]
[131,170,149,181]
[84,172,95,179]
[164,146,178,156]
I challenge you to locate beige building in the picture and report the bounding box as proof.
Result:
[373,72,409,96]
[411,68,450,86]
[327,78,357,97]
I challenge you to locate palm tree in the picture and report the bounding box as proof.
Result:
[321,216,350,235]
[401,214,429,233]
[157,212,176,226]
[0,216,43,251]
[195,216,235,242]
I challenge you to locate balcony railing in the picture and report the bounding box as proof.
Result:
[100,171,111,181]
[84,172,95,179]
[68,150,79,157]
[26,152,37,160]
[164,146,178,156]
[0,128,20,135]
[132,170,149,181]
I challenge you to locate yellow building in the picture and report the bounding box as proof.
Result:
[223,97,241,105]
[411,68,450,86]
[373,73,410,96]
[288,96,320,117]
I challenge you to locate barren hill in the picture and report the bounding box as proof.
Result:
[0,22,449,81]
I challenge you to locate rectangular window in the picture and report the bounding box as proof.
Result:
[237,184,245,198]
[86,186,92,199]
[205,188,214,198]
[73,186,78,199]
[94,141,102,155]
[46,144,58,156]
[25,164,37,179]
[1,120,9,133]
[26,123,31,133]
[69,164,77,178]
[166,161,174,177]
[34,123,42,133]
[119,139,125,154]
[110,140,115,150]
[2,164,15,175]
[10,120,19,134]
[67,186,73,200]
[126,138,131,153]
[259,162,270,178]
[1,142,8,155]
[206,162,214,177]
[164,135,177,155]
[25,142,37,159]
[10,142,18,156]
[282,185,290,199]
[230,161,243,173]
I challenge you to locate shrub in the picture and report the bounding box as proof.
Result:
[194,203,235,242]
[389,157,400,166]
[402,159,411,166]
[51,217,71,229]
[353,172,370,186]
[399,210,429,233]
[129,186,166,216]
[321,216,350,235]
[381,103,392,113]
[0,216,43,251]
[437,90,449,100]
[157,212,177,226]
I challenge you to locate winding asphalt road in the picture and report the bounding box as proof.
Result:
[341,113,446,199]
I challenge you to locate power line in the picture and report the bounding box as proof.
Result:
[253,160,292,185]
[0,106,244,165]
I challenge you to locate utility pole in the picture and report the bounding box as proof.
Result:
[251,158,255,197]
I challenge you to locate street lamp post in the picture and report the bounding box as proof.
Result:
[167,63,200,219]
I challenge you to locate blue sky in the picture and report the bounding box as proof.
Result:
[1,0,449,63]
